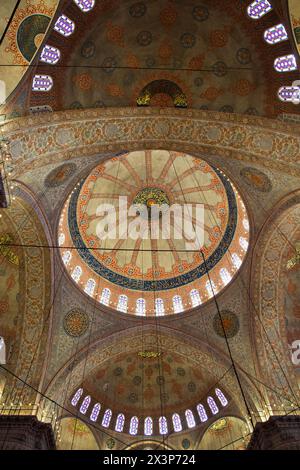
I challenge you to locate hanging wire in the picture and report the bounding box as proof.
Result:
[182,154,300,408]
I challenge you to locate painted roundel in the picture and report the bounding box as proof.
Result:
[63,309,89,337]
[45,163,77,188]
[213,310,240,338]
[240,167,272,192]
[17,14,51,62]
[58,150,249,316]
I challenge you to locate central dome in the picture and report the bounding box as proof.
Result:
[58,150,249,315]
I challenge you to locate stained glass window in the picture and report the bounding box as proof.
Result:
[79,395,91,414]
[220,268,231,286]
[115,413,125,432]
[58,233,65,246]
[172,413,182,432]
[136,298,146,316]
[264,24,288,45]
[71,388,83,406]
[239,237,249,252]
[84,278,96,296]
[90,403,101,422]
[117,295,128,313]
[190,289,201,307]
[32,75,53,92]
[100,288,111,306]
[205,279,216,298]
[185,409,196,428]
[207,396,219,415]
[274,54,297,72]
[232,253,242,270]
[54,14,75,37]
[144,417,153,436]
[243,218,249,231]
[247,0,272,19]
[155,298,165,316]
[40,45,61,64]
[129,416,139,436]
[71,265,82,282]
[62,251,72,265]
[173,295,184,313]
[0,337,5,365]
[102,409,112,428]
[197,404,208,422]
[73,0,95,12]
[278,86,300,103]
[215,388,228,407]
[159,416,168,435]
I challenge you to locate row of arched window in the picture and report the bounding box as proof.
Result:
[247,0,299,104]
[60,270,235,313]
[32,1,95,92]
[61,235,248,312]
[32,0,298,106]
[71,387,228,435]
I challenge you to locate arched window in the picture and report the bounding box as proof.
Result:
[155,298,165,316]
[58,233,65,246]
[74,0,95,12]
[274,54,297,73]
[71,388,83,406]
[102,409,112,428]
[90,403,101,422]
[247,0,272,19]
[215,388,228,407]
[197,404,208,422]
[278,86,300,103]
[172,413,182,432]
[220,268,231,286]
[71,265,82,282]
[117,295,128,313]
[173,295,184,313]
[207,396,219,415]
[205,279,216,298]
[115,413,125,432]
[136,298,146,316]
[62,251,72,266]
[100,288,111,306]
[79,395,91,414]
[144,417,153,436]
[129,416,139,436]
[185,409,196,429]
[54,14,75,37]
[264,24,288,45]
[239,237,249,252]
[84,278,96,296]
[32,75,53,92]
[243,218,249,231]
[232,253,242,270]
[0,337,5,365]
[159,416,168,435]
[190,289,201,307]
[40,45,61,64]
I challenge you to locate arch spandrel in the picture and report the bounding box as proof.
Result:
[0,188,52,404]
[251,190,300,407]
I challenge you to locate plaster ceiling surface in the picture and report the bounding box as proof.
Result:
[82,350,216,417]
[58,149,249,315]
[7,0,297,118]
